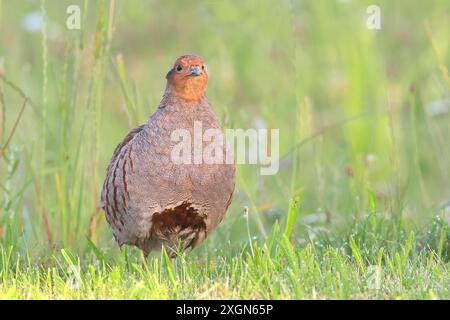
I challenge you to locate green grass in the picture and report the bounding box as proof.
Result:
[0,0,449,299]
[0,214,448,299]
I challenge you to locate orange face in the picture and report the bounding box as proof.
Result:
[166,55,208,102]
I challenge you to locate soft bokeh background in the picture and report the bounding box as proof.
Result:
[0,0,449,258]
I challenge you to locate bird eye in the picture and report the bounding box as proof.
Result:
[176,65,182,72]
[202,65,205,70]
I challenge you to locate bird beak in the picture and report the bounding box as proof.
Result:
[188,66,202,76]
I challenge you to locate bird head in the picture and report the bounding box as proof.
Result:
[166,55,208,102]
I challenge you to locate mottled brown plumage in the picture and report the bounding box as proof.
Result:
[101,55,235,257]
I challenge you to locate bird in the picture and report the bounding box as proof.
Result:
[101,54,235,257]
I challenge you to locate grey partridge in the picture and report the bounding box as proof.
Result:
[101,55,235,257]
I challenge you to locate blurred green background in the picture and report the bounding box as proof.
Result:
[0,0,449,258]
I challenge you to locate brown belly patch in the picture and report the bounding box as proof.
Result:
[150,202,206,253]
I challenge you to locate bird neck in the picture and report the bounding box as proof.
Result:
[160,85,207,109]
